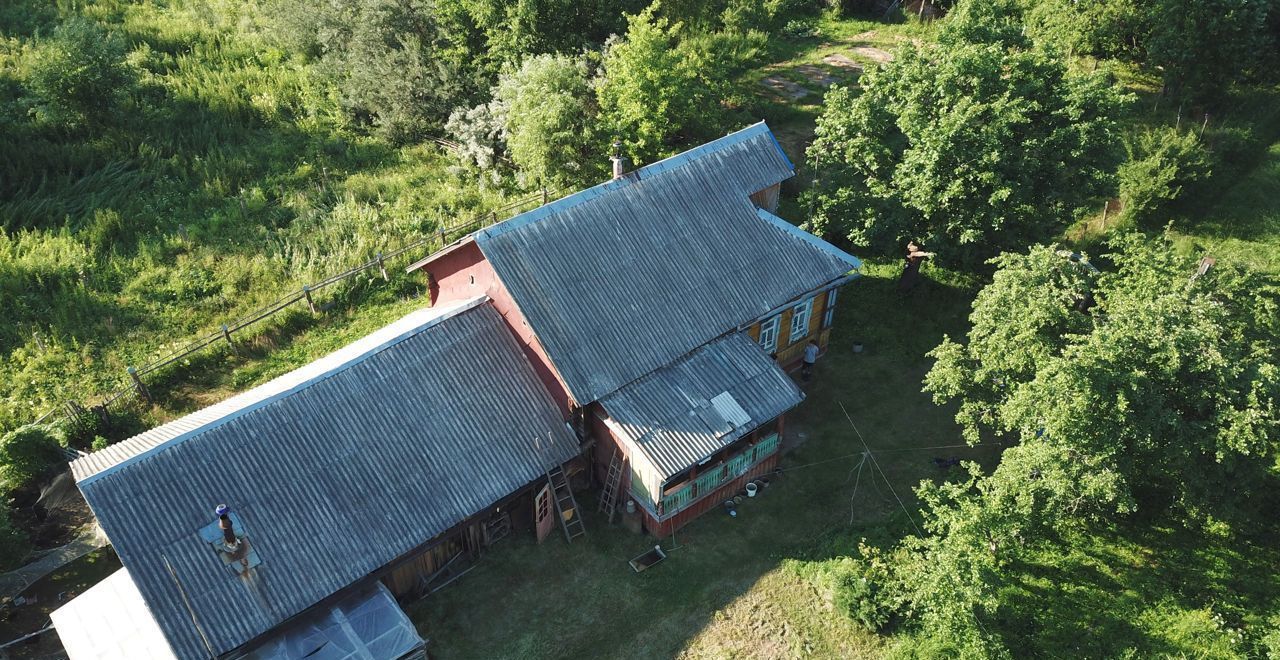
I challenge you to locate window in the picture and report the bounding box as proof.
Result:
[823,288,838,328]
[758,316,780,354]
[790,298,813,343]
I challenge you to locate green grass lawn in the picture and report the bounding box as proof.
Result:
[1170,138,1280,274]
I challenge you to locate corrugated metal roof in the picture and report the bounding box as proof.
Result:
[599,332,803,480]
[474,121,860,405]
[74,297,484,483]
[73,299,579,660]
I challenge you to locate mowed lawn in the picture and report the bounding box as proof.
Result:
[407,264,997,659]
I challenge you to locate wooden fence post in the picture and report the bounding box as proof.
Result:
[377,252,388,281]
[1100,201,1109,231]
[128,366,151,403]
[302,285,317,314]
[221,324,236,352]
[541,187,549,205]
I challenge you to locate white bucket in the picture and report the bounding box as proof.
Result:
[746,482,758,497]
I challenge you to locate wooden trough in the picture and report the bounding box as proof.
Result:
[628,545,668,573]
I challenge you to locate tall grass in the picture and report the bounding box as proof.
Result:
[0,0,528,434]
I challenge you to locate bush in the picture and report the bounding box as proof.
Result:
[830,544,898,632]
[1262,621,1280,660]
[27,18,134,128]
[0,505,31,571]
[781,18,820,39]
[1118,128,1213,228]
[0,424,66,493]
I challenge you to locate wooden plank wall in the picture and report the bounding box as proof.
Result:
[746,289,835,367]
[644,454,781,538]
[382,522,485,598]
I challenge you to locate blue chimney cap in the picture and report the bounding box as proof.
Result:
[214,504,229,517]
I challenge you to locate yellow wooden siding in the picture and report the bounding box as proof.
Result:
[745,289,838,363]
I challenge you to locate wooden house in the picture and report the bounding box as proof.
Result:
[407,122,862,536]
[53,298,583,660]
[53,122,861,659]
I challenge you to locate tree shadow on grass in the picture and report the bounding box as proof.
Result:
[993,513,1280,657]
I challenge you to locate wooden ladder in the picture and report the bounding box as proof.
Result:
[598,450,625,525]
[547,466,586,543]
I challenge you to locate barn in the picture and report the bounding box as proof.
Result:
[52,297,582,659]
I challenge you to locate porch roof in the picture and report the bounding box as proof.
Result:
[599,332,803,480]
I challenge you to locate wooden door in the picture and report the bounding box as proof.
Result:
[534,483,553,543]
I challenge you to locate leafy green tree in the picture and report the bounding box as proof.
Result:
[271,0,481,143]
[924,245,1100,444]
[941,0,1030,49]
[0,424,66,494]
[1024,0,1146,60]
[27,18,134,128]
[596,6,765,165]
[340,0,474,142]
[888,236,1280,652]
[1146,0,1271,106]
[470,0,644,62]
[927,236,1280,516]
[1022,0,1271,105]
[495,54,601,188]
[1117,127,1213,228]
[596,9,691,164]
[804,33,1126,264]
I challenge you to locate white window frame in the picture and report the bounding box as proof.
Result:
[758,315,780,354]
[789,298,813,343]
[823,288,838,328]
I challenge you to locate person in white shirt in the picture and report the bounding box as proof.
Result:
[801,340,819,381]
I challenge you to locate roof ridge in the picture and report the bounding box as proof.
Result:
[475,121,786,244]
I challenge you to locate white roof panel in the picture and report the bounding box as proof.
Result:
[52,568,178,660]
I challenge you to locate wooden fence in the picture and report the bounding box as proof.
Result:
[35,186,561,432]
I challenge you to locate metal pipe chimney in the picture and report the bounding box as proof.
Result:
[610,141,627,180]
[215,504,239,550]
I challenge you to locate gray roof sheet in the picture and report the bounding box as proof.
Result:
[72,298,578,660]
[474,121,860,404]
[599,332,803,480]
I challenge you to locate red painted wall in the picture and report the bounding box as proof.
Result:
[593,406,786,539]
[641,456,779,539]
[415,242,574,412]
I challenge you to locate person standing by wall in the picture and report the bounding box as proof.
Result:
[801,340,820,382]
